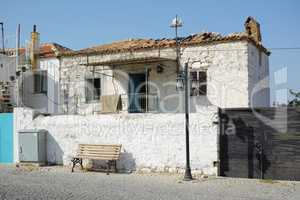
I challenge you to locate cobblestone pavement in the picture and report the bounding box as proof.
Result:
[0,165,299,200]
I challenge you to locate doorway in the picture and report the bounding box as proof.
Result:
[128,73,146,113]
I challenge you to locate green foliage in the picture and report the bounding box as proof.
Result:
[289,90,300,107]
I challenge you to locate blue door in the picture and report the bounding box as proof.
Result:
[0,113,13,163]
[128,73,146,113]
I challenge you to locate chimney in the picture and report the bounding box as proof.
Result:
[30,25,40,71]
[244,17,262,43]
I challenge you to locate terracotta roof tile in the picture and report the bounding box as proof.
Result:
[62,31,269,57]
[38,43,72,58]
[5,43,72,58]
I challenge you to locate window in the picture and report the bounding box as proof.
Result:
[190,70,207,96]
[33,71,47,94]
[85,78,101,102]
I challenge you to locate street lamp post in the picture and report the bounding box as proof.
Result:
[176,62,193,181]
[172,15,193,181]
[183,62,193,181]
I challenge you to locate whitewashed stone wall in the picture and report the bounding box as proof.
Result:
[14,107,219,175]
[181,42,250,108]
[60,40,269,114]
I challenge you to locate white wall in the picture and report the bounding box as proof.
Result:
[247,43,270,107]
[181,41,250,108]
[14,107,219,175]
[40,58,61,113]
[22,58,61,114]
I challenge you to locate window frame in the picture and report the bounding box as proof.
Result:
[33,70,48,94]
[190,69,207,96]
[85,77,101,103]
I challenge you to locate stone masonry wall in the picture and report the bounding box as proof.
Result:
[14,107,219,175]
[59,40,266,114]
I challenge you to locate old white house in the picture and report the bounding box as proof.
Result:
[0,25,71,114]
[59,17,270,115]
[14,17,271,175]
[21,42,71,114]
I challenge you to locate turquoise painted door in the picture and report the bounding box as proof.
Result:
[128,73,146,113]
[0,113,13,163]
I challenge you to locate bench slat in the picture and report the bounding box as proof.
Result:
[78,152,120,156]
[78,156,119,160]
[79,148,121,152]
[78,156,119,159]
[77,154,119,158]
[79,144,122,148]
[79,149,119,151]
[79,150,120,152]
[80,146,121,149]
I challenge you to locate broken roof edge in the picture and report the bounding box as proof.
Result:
[180,35,271,56]
[38,42,73,58]
[4,42,73,58]
[61,34,270,58]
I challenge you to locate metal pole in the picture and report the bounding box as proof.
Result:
[260,144,264,179]
[175,15,179,74]
[183,62,193,181]
[0,22,4,53]
[145,67,148,112]
[16,24,20,106]
[92,65,95,101]
[21,71,24,107]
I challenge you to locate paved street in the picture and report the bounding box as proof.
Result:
[0,165,299,200]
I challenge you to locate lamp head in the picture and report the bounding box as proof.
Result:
[170,16,183,28]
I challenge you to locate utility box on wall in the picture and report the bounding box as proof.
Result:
[18,129,47,165]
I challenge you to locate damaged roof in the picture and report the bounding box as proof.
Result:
[62,31,269,57]
[38,43,72,58]
[5,43,72,58]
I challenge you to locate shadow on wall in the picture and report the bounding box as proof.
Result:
[119,151,136,172]
[22,71,60,114]
[190,96,213,113]
[46,133,64,165]
[92,151,136,173]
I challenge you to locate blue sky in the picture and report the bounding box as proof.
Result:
[1,0,299,104]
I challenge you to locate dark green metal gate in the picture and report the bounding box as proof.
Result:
[219,107,300,181]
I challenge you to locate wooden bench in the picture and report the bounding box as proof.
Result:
[71,144,122,173]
